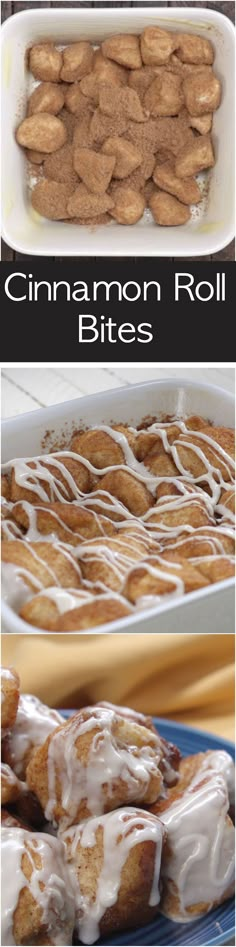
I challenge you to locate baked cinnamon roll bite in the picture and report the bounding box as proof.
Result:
[2,693,63,779]
[10,500,115,542]
[1,540,82,594]
[10,453,92,503]
[71,427,125,467]
[26,705,168,829]
[124,553,210,603]
[175,749,235,809]
[97,701,181,787]
[1,666,20,731]
[1,826,75,946]
[46,595,132,632]
[62,808,165,943]
[151,751,235,922]
[93,468,153,516]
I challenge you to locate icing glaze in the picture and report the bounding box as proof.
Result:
[8,693,63,777]
[44,706,162,827]
[160,755,235,921]
[1,418,235,628]
[62,808,164,945]
[1,826,75,946]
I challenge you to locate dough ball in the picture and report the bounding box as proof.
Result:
[61,42,94,82]
[153,161,201,204]
[149,190,190,225]
[176,33,214,65]
[102,137,142,179]
[31,179,75,219]
[16,113,67,153]
[67,184,114,218]
[141,27,176,66]
[102,34,142,70]
[183,70,221,115]
[64,84,92,117]
[110,186,145,224]
[28,82,65,116]
[144,72,184,116]
[81,56,126,105]
[29,44,63,82]
[175,135,215,177]
[189,113,212,134]
[73,148,115,194]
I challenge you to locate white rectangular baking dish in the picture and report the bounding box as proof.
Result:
[1,378,235,635]
[1,6,235,257]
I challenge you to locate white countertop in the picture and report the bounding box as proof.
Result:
[1,365,235,419]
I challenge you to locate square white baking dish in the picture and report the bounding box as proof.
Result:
[1,378,235,635]
[1,6,235,257]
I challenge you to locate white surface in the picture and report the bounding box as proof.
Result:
[1,365,235,419]
[1,375,235,636]
[1,6,235,257]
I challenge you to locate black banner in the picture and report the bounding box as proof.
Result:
[0,261,233,361]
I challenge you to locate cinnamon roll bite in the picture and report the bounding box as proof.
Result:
[2,693,63,779]
[62,808,165,943]
[97,701,181,787]
[26,705,168,829]
[151,751,235,922]
[1,826,75,946]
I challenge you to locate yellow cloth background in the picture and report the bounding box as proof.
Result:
[2,633,234,740]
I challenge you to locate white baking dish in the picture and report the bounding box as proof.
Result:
[1,6,235,257]
[1,378,235,635]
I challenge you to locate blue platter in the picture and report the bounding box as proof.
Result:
[61,711,235,947]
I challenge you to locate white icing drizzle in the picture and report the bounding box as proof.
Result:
[1,667,15,681]
[160,757,235,921]
[45,706,162,828]
[8,694,63,777]
[191,750,235,808]
[1,826,75,946]
[1,666,17,708]
[2,418,235,628]
[39,586,94,614]
[62,808,164,945]
[1,561,43,609]
[97,702,179,787]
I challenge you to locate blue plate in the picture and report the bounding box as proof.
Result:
[61,711,235,947]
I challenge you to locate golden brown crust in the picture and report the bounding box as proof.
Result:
[1,667,20,731]
[51,597,132,632]
[1,541,81,591]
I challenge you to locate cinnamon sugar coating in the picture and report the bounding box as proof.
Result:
[15,25,221,226]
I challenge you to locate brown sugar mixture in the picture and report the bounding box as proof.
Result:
[16,27,222,227]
